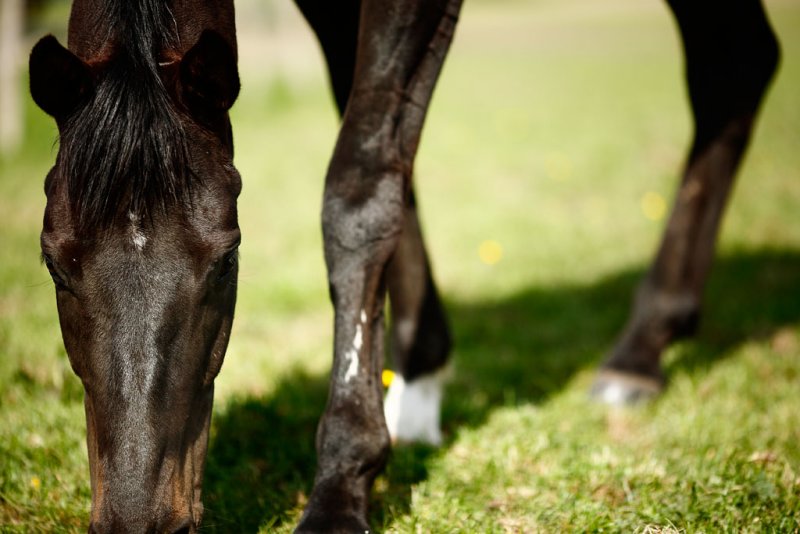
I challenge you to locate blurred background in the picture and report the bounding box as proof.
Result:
[1,0,799,531]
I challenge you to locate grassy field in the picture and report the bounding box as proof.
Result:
[2,0,800,531]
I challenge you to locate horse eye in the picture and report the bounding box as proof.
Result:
[217,248,238,281]
[42,254,66,288]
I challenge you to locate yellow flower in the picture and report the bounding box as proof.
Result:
[479,240,503,265]
[641,191,667,221]
[382,369,395,388]
[30,476,41,490]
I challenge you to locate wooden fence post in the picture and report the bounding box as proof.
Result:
[0,0,24,157]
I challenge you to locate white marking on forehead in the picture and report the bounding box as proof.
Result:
[360,309,367,323]
[132,231,147,251]
[128,211,147,251]
[343,323,363,384]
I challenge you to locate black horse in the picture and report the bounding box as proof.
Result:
[29,0,778,531]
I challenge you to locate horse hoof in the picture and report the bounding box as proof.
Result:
[589,369,663,406]
[295,513,370,534]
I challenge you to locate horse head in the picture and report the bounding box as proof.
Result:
[29,4,239,531]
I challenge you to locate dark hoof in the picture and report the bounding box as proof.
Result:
[296,498,371,534]
[295,514,370,534]
[589,369,663,406]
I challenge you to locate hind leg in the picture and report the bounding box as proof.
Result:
[593,0,780,404]
[383,191,452,445]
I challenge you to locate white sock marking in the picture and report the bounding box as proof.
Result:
[597,381,627,405]
[384,369,446,446]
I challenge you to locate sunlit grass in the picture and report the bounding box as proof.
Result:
[1,0,799,531]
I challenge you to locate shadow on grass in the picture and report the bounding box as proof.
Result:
[201,370,326,532]
[202,247,800,531]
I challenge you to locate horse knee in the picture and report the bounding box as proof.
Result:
[322,171,407,286]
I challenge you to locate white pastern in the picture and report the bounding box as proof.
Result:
[384,369,445,446]
[595,381,628,406]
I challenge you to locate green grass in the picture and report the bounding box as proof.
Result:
[2,0,800,531]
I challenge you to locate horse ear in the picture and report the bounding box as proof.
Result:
[29,36,93,120]
[180,30,240,122]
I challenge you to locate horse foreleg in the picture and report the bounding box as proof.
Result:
[593,0,780,404]
[296,0,453,448]
[296,0,462,530]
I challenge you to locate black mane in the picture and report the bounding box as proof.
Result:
[60,0,191,228]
